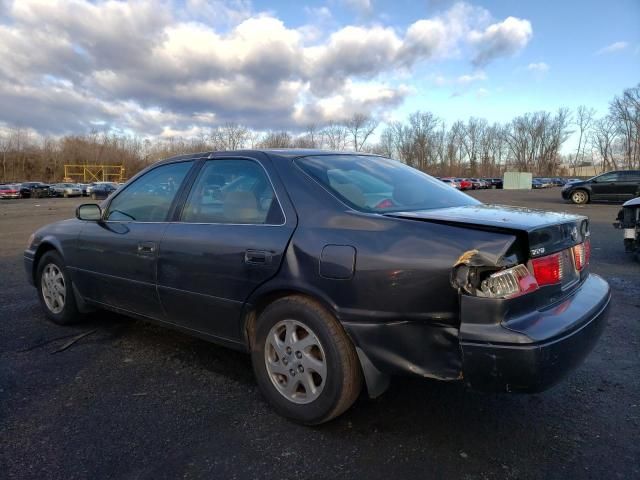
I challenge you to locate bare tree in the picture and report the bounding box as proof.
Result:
[256,131,292,148]
[210,122,249,151]
[592,117,618,171]
[345,113,378,152]
[572,105,596,175]
[322,122,348,150]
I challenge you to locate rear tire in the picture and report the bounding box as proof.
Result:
[36,251,82,325]
[251,296,362,425]
[570,189,589,205]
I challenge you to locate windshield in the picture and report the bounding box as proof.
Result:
[295,155,480,213]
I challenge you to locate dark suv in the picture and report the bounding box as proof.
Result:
[562,170,640,204]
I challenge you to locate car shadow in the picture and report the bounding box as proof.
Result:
[90,310,555,419]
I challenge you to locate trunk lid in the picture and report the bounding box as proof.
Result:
[385,204,589,259]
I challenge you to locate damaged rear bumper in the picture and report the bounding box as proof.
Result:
[460,274,610,393]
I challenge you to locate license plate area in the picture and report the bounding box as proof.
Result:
[560,248,579,291]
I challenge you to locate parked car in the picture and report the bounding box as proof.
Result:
[90,182,118,200]
[613,196,640,261]
[532,179,545,189]
[467,178,482,189]
[484,178,503,189]
[20,182,51,198]
[0,184,21,199]
[562,170,640,204]
[25,150,610,424]
[454,178,473,190]
[551,178,566,187]
[87,181,116,196]
[78,183,90,196]
[440,178,460,189]
[50,183,83,198]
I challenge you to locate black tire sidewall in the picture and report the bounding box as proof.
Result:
[36,251,80,325]
[251,299,350,424]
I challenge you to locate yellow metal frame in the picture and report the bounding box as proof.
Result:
[63,165,125,183]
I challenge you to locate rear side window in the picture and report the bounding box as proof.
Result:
[595,172,621,182]
[181,159,284,224]
[295,155,479,213]
[106,161,193,222]
[621,171,640,181]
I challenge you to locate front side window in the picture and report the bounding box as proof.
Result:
[106,161,193,222]
[181,159,283,224]
[295,155,480,213]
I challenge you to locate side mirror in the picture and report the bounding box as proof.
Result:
[76,203,102,221]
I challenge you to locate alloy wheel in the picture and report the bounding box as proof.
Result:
[572,191,587,204]
[41,263,66,314]
[264,319,327,404]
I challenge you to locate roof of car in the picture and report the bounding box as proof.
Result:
[157,149,380,165]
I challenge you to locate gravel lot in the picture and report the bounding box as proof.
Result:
[1,188,638,480]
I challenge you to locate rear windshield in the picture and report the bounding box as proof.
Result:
[295,155,480,213]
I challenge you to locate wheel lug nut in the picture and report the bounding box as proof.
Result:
[289,369,296,376]
[286,347,292,354]
[298,365,304,373]
[282,357,288,365]
[295,351,302,359]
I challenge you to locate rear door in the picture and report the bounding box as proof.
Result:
[72,160,195,318]
[157,156,296,342]
[617,171,640,201]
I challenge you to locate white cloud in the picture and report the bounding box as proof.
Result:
[476,88,489,98]
[595,41,628,55]
[469,16,532,66]
[0,0,534,135]
[527,62,549,72]
[457,71,487,84]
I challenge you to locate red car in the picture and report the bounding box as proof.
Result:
[454,178,473,190]
[0,184,21,199]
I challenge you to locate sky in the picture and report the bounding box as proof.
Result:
[0,0,638,145]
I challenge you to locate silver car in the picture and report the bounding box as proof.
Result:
[51,183,82,197]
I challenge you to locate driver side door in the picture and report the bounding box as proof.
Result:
[590,172,620,201]
[71,160,195,318]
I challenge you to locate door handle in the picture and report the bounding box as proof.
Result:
[244,249,272,265]
[137,241,157,256]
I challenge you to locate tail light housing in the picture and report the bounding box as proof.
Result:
[572,239,590,271]
[480,264,539,298]
[531,252,563,286]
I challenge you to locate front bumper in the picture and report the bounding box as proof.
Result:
[561,189,572,199]
[460,274,610,393]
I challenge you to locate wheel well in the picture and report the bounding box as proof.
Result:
[242,289,338,348]
[572,188,590,198]
[32,243,58,282]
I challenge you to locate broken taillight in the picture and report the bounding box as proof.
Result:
[572,239,591,271]
[531,252,563,286]
[480,264,539,298]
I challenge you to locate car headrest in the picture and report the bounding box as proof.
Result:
[223,191,260,222]
[333,183,366,207]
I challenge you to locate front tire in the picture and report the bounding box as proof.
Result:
[570,189,589,204]
[251,296,362,425]
[36,251,82,325]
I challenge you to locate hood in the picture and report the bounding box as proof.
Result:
[385,204,589,258]
[565,180,587,188]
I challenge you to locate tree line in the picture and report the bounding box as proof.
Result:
[0,84,638,183]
